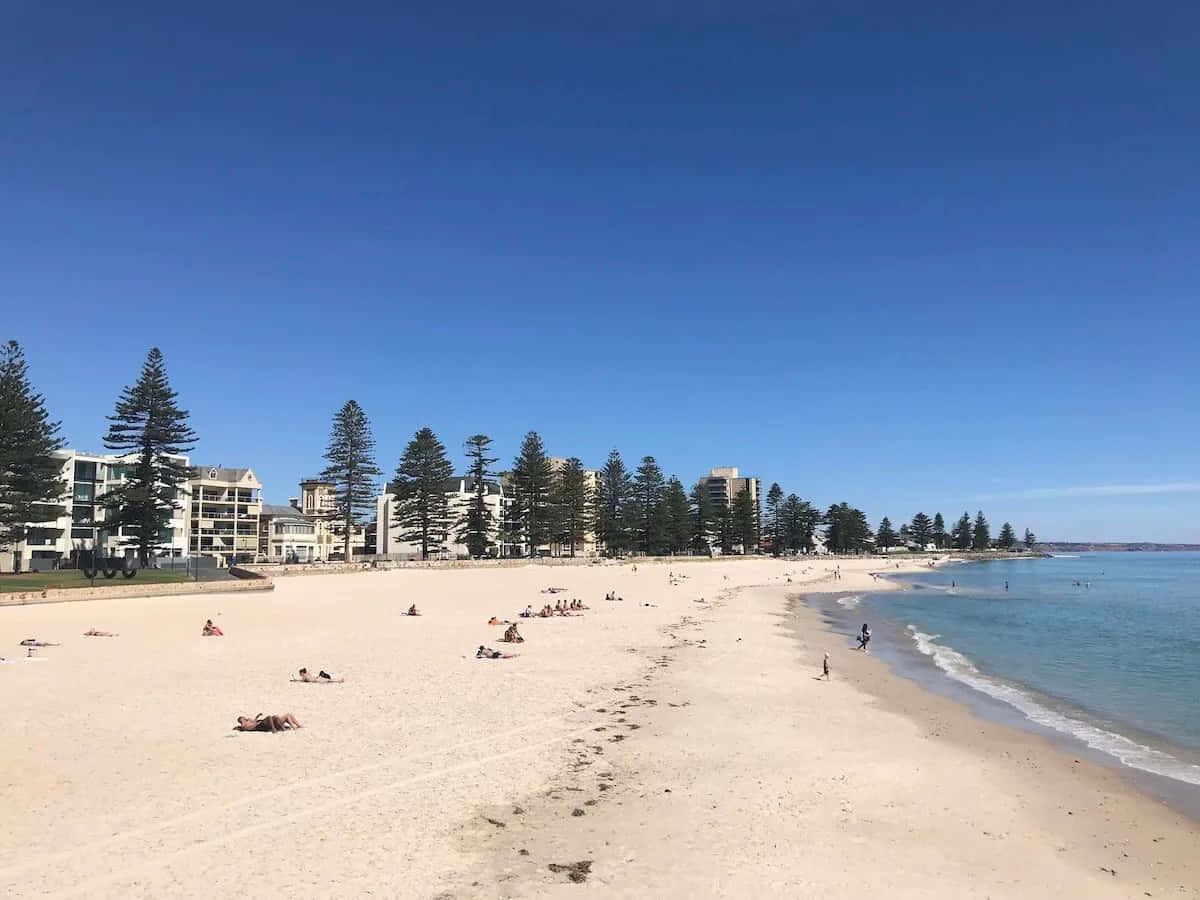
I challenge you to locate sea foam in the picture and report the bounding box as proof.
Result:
[905,625,1200,786]
[836,595,861,609]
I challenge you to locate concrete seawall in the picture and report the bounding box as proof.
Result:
[0,577,274,607]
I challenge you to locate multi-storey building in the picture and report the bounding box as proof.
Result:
[1,449,190,573]
[299,477,366,560]
[547,457,599,557]
[188,466,262,565]
[698,466,761,554]
[375,477,508,559]
[698,466,760,512]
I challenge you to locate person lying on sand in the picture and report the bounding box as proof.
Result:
[501,623,524,643]
[202,619,223,636]
[84,629,117,637]
[20,639,60,647]
[407,604,420,616]
[488,616,506,626]
[476,645,516,659]
[293,667,344,683]
[235,713,302,732]
[541,587,566,594]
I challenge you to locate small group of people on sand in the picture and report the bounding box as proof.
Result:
[604,591,624,602]
[528,599,585,618]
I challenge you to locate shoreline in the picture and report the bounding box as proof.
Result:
[865,560,1200,813]
[460,560,1199,897]
[801,593,1200,822]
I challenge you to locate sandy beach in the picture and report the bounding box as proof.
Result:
[1,557,1196,898]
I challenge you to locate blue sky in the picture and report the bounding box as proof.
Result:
[4,2,1199,541]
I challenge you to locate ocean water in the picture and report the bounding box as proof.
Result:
[816,552,1200,791]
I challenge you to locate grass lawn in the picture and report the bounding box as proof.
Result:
[0,569,192,593]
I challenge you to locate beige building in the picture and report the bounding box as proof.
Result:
[299,478,366,560]
[547,457,599,557]
[258,502,320,562]
[188,466,262,565]
[699,466,760,511]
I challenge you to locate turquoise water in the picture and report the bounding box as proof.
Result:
[827,552,1200,787]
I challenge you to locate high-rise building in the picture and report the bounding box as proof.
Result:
[699,466,760,511]
[0,449,190,573]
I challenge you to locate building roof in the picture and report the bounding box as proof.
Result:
[261,503,311,519]
[192,466,258,484]
[384,477,502,496]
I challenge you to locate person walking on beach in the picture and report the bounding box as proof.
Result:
[821,652,830,680]
[857,623,871,652]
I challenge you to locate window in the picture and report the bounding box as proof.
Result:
[72,507,92,525]
[74,461,98,481]
[73,482,94,502]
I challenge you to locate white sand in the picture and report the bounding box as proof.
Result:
[1,558,1196,898]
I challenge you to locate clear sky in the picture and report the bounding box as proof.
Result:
[4,2,1199,542]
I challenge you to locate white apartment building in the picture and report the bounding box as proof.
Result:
[188,466,262,565]
[1,449,190,573]
[375,476,507,559]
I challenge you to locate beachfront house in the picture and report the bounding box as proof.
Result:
[258,502,321,563]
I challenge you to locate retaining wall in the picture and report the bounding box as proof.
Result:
[0,577,274,607]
